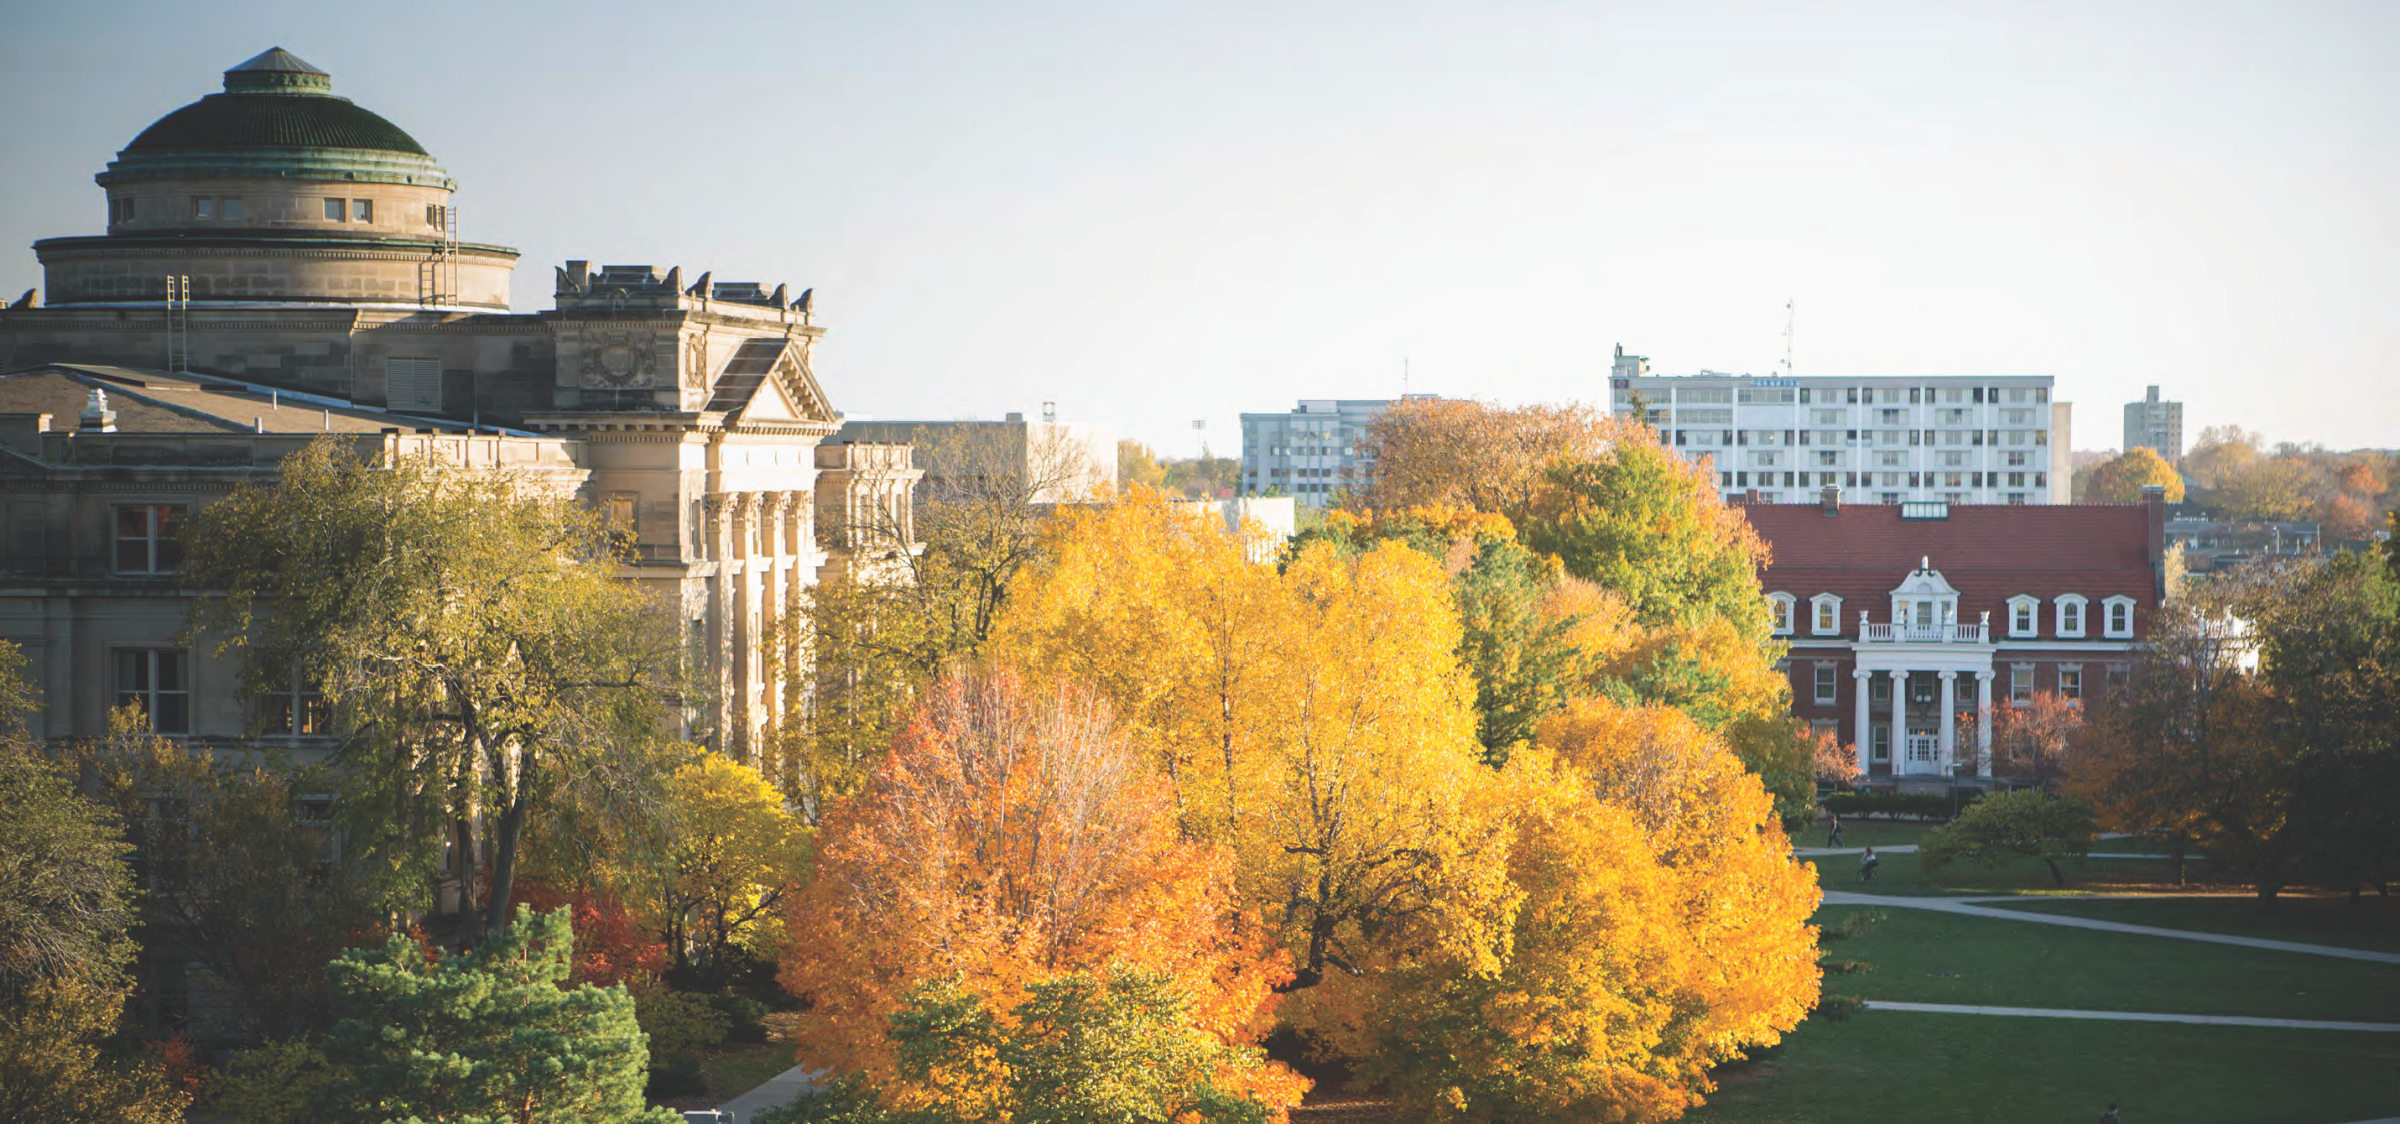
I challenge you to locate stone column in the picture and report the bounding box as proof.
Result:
[1937,670,1958,773]
[1975,671,1995,778]
[762,492,792,737]
[1851,668,1872,776]
[1887,669,1909,776]
[729,493,758,765]
[705,494,733,757]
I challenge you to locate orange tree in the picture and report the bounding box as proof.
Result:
[776,668,1300,1114]
[2085,447,2186,503]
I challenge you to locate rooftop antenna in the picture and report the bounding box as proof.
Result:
[1780,298,1795,377]
[1041,400,1057,424]
[1403,356,1410,397]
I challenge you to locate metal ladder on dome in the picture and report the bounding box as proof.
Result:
[418,203,459,308]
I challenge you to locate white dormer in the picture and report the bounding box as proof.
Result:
[2007,594,2041,638]
[2102,595,2137,639]
[1888,557,1961,633]
[2056,593,2090,639]
[1768,592,1796,636]
[1810,593,1844,636]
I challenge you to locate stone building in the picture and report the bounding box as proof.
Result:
[0,49,918,764]
[1744,488,2168,782]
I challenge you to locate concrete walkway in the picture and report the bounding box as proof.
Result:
[716,1064,819,1123]
[1820,891,2400,965]
[1861,1000,2400,1033]
[1797,845,2168,860]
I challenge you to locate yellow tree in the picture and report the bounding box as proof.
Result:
[991,493,1509,1000]
[2085,447,2186,503]
[1354,399,1626,523]
[649,756,811,985]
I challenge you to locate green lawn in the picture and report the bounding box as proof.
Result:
[1689,1008,2400,1124]
[1808,848,2184,898]
[1983,894,2400,955]
[1814,904,2400,1022]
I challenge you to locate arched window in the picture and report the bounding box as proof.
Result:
[2007,595,2040,638]
[1768,592,1796,636]
[2055,594,2089,639]
[2102,596,2137,639]
[1810,593,1844,636]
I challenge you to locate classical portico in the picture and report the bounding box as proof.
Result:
[1847,559,1996,778]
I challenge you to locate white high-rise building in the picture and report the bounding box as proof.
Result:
[1609,350,2073,505]
[1239,396,1437,506]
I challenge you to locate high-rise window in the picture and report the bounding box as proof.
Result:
[114,505,182,574]
[115,649,190,734]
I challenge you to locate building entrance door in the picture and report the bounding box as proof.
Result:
[1905,731,1939,774]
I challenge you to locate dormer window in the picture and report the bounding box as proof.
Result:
[1811,593,1844,636]
[2007,595,2040,638]
[1769,592,1796,636]
[2056,594,2089,639]
[2103,596,2137,639]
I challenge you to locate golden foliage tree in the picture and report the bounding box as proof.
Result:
[990,494,1506,995]
[1354,399,1626,522]
[776,669,1295,1108]
[649,756,811,983]
[2084,447,2186,503]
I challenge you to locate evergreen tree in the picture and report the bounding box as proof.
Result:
[319,905,677,1124]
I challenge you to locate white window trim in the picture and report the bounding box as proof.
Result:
[2006,594,2040,638]
[2055,593,2089,639]
[2102,595,2137,639]
[1768,592,1796,636]
[1812,663,1839,706]
[1810,593,1844,636]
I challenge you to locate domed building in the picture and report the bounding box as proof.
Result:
[0,51,921,808]
[37,48,517,309]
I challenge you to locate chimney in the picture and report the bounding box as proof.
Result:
[78,387,116,432]
[2142,484,2168,601]
[1820,484,1842,516]
[1743,488,1762,505]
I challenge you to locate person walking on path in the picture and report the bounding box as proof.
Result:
[2099,1102,2120,1124]
[1859,846,1880,882]
[1825,809,1844,848]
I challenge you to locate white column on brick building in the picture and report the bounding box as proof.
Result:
[1852,668,1872,776]
[1937,670,1958,773]
[1887,669,1908,775]
[1975,670,1995,778]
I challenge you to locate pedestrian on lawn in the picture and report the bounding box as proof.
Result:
[2099,1103,2120,1124]
[1826,809,1844,848]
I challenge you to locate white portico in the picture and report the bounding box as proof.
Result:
[1847,559,1997,778]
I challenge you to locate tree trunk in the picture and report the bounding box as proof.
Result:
[2043,857,2066,887]
[485,794,532,939]
[2170,833,2188,887]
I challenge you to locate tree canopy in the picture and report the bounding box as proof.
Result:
[2085,447,2185,503]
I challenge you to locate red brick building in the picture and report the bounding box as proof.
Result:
[1743,488,2168,781]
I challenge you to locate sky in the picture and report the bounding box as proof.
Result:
[3,0,2395,456]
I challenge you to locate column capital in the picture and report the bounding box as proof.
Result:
[1852,668,1872,680]
[1886,668,1908,679]
[1937,669,1958,681]
[1975,669,1996,682]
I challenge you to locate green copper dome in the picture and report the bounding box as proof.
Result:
[98,49,453,189]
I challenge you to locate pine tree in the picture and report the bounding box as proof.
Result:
[319,905,678,1124]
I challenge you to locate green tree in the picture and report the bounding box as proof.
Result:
[64,713,391,1039]
[1451,538,1585,765]
[0,643,185,1123]
[2085,447,2186,503]
[1524,434,1773,642]
[318,905,677,1124]
[182,437,682,939]
[2251,550,2400,900]
[1918,790,2097,887]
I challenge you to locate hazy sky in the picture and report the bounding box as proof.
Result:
[4,0,2394,454]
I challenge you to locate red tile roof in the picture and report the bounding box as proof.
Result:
[1742,501,2161,640]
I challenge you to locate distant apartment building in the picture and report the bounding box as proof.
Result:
[1609,351,2073,505]
[2123,385,2184,460]
[1239,396,1436,506]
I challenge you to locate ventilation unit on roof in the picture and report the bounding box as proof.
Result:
[1900,500,1950,520]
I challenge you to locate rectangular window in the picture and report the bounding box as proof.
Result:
[352,198,374,223]
[1814,664,1838,705]
[263,672,329,737]
[114,649,190,734]
[219,197,244,221]
[1871,725,1891,761]
[1871,675,1890,703]
[2010,664,2034,704]
[111,197,137,223]
[113,504,182,574]
[192,197,214,220]
[2059,667,2083,701]
[325,197,345,221]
